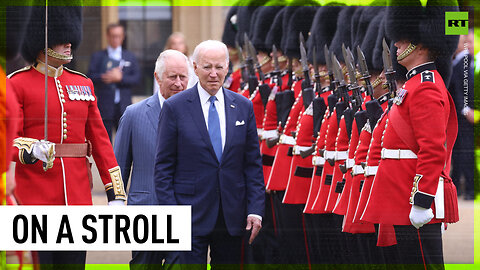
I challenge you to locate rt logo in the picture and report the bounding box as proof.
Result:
[445,12,468,35]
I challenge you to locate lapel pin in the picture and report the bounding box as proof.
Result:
[230,104,235,108]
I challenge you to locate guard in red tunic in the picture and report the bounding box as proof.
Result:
[9,6,126,267]
[361,1,460,267]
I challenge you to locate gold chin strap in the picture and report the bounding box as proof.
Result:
[46,48,73,61]
[397,43,417,61]
[278,55,287,63]
[371,76,384,89]
[259,55,272,67]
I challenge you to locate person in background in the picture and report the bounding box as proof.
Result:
[114,49,190,270]
[88,23,141,141]
[153,32,197,93]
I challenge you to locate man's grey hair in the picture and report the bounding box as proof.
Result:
[192,40,229,66]
[154,49,189,78]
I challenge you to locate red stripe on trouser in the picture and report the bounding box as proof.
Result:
[417,229,427,270]
[302,214,312,270]
[270,194,278,237]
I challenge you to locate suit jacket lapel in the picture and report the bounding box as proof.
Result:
[223,88,237,157]
[187,86,218,161]
[146,93,161,133]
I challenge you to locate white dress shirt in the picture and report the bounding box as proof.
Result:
[197,83,226,151]
[197,83,262,221]
[107,46,122,104]
[107,46,122,61]
[157,91,166,109]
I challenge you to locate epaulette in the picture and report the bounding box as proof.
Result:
[7,66,31,78]
[64,67,88,78]
[420,70,435,83]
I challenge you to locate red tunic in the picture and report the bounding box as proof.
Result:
[9,63,124,205]
[228,68,242,93]
[354,110,389,224]
[332,118,359,215]
[310,106,340,213]
[361,66,458,225]
[266,80,303,191]
[260,77,284,184]
[324,115,349,212]
[283,105,313,204]
[304,108,330,213]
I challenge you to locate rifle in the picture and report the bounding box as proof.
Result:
[312,46,322,93]
[271,44,282,89]
[244,33,258,96]
[356,45,374,100]
[382,38,397,107]
[248,40,271,108]
[235,41,248,91]
[299,33,314,110]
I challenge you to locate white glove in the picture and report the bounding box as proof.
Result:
[409,205,434,229]
[32,140,55,170]
[108,200,125,206]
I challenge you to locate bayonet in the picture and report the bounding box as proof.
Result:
[356,45,374,99]
[235,41,248,90]
[312,46,321,93]
[332,54,349,102]
[299,33,310,86]
[345,47,363,111]
[382,38,397,102]
[244,33,258,95]
[287,56,293,88]
[324,44,335,90]
[249,40,265,82]
[272,44,282,89]
[300,32,314,110]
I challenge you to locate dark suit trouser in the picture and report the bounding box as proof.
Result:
[130,250,165,270]
[166,204,244,270]
[37,251,86,270]
[103,102,122,141]
[381,224,444,270]
[244,192,279,269]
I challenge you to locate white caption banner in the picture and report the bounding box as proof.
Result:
[0,205,191,251]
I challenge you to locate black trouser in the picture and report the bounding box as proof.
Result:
[37,251,86,270]
[381,223,444,270]
[272,191,309,268]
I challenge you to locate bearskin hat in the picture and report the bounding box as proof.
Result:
[307,5,344,64]
[222,6,239,48]
[329,6,357,62]
[21,5,83,63]
[250,5,284,53]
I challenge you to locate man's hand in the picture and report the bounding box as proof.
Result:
[101,67,123,84]
[108,199,125,206]
[245,215,262,244]
[409,205,434,229]
[32,140,55,170]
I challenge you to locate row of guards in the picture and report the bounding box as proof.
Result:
[221,0,461,268]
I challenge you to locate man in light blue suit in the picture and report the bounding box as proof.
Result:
[155,40,265,268]
[114,49,190,269]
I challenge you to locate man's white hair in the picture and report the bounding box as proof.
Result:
[154,49,189,78]
[192,40,229,66]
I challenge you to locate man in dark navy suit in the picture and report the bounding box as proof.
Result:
[88,23,140,141]
[155,40,265,268]
[114,49,190,269]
